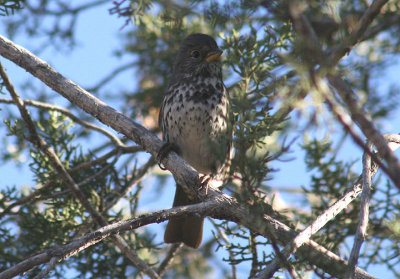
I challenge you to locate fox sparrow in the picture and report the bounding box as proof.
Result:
[159,33,232,248]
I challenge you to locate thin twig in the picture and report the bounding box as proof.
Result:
[0,98,126,147]
[156,243,183,277]
[71,145,141,170]
[40,149,122,200]
[32,257,59,279]
[345,142,373,279]
[321,81,390,176]
[346,136,400,278]
[249,233,259,278]
[255,175,364,278]
[112,234,160,279]
[105,156,156,210]
[209,219,238,279]
[86,61,136,92]
[255,218,299,279]
[329,0,389,65]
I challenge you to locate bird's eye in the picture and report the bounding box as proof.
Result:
[191,50,200,58]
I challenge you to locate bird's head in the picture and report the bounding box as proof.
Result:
[172,33,223,80]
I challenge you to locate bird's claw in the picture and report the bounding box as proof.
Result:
[157,142,180,170]
[198,174,212,195]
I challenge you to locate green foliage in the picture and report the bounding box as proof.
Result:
[301,139,360,252]
[0,111,132,277]
[300,138,400,274]
[225,27,286,195]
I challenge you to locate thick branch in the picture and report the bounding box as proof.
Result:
[328,74,400,189]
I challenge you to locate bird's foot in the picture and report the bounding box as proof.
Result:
[198,174,212,195]
[157,142,180,170]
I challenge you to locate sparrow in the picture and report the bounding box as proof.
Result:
[159,33,232,248]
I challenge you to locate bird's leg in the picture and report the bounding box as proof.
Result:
[198,174,212,195]
[157,142,181,170]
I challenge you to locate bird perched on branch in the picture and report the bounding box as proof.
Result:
[158,33,232,248]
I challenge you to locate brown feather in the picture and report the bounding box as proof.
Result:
[164,185,204,249]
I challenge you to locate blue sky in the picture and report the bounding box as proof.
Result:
[1,2,400,278]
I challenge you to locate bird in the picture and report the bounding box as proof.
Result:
[158,33,232,248]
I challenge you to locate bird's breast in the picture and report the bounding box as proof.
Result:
[162,78,230,174]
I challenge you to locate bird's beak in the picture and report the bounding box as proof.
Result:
[205,50,223,63]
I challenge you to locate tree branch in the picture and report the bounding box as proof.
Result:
[86,61,136,92]
[32,257,59,279]
[255,172,365,278]
[156,243,183,277]
[289,5,400,190]
[345,142,373,279]
[362,13,400,41]
[0,97,126,147]
[329,0,389,64]
[328,74,400,190]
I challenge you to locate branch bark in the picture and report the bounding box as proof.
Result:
[328,74,400,190]
[345,142,373,279]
